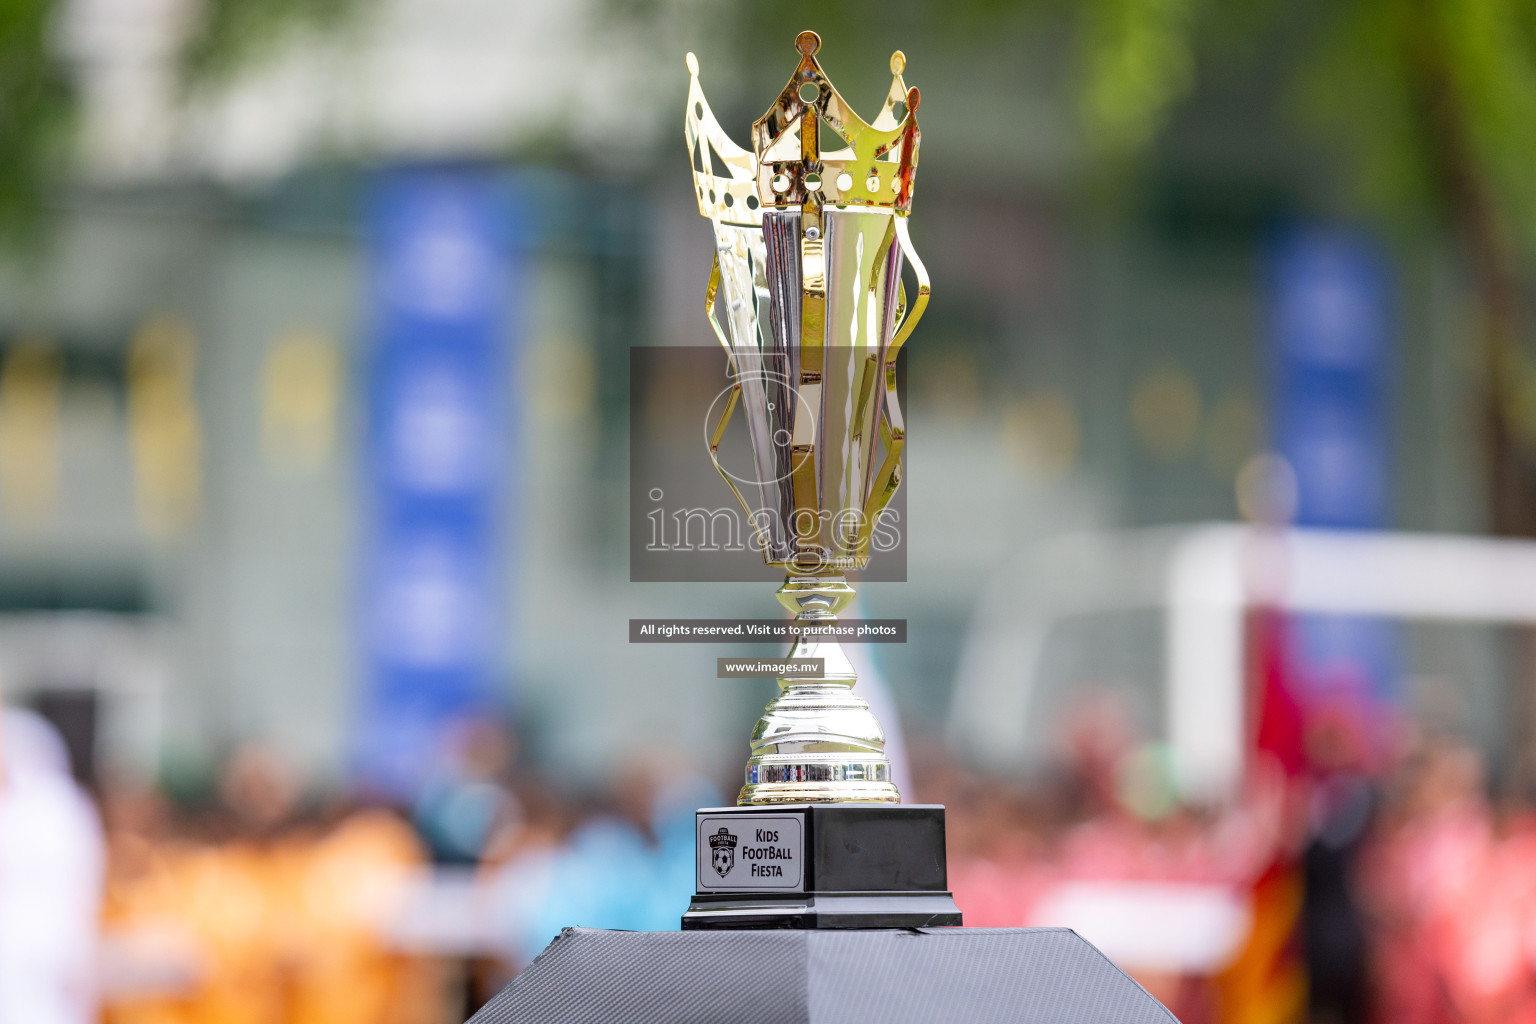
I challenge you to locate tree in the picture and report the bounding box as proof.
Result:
[1075,0,1536,536]
[0,0,72,246]
[0,0,356,246]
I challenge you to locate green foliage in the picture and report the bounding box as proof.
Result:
[1288,1,1431,227]
[1075,0,1201,162]
[0,0,73,246]
[1059,0,1536,255]
[0,0,362,249]
[1420,0,1536,245]
[1290,0,1536,245]
[179,0,361,88]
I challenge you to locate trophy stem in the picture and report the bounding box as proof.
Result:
[738,574,901,805]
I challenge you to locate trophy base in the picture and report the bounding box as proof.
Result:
[682,803,962,930]
[465,926,1179,1024]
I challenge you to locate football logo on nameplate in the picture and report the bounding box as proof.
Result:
[696,813,805,891]
[709,827,737,877]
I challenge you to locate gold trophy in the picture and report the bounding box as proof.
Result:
[686,31,929,806]
[681,29,955,930]
[467,34,1171,1016]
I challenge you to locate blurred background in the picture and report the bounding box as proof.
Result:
[3,0,1536,1021]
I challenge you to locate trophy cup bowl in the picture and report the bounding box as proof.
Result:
[687,31,929,807]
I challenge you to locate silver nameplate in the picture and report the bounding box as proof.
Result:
[696,812,805,891]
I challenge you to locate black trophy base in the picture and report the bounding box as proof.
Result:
[682,803,962,930]
[465,927,1179,1024]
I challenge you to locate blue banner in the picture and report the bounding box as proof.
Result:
[356,167,514,796]
[1268,225,1397,705]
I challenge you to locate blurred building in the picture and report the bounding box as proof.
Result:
[0,0,1507,805]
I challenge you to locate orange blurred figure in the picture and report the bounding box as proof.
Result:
[102,747,443,1024]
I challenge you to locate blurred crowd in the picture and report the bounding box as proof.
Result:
[10,695,1536,1024]
[937,695,1536,1024]
[0,708,723,1024]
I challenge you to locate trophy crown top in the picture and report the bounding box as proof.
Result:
[685,32,921,226]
